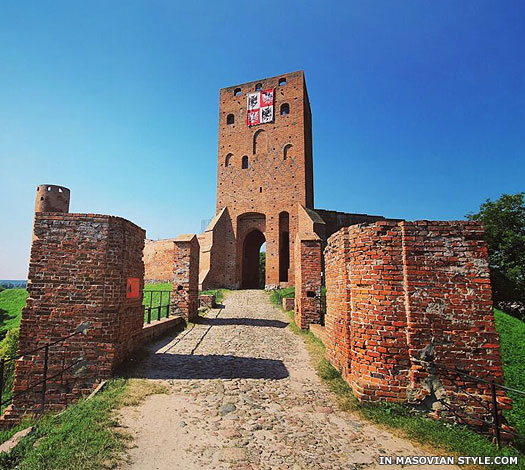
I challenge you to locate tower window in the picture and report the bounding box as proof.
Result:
[280,103,290,115]
[225,153,233,167]
[227,114,234,124]
[242,156,249,169]
[284,144,292,160]
[279,77,287,86]
[255,83,262,91]
[234,88,241,96]
[253,129,265,154]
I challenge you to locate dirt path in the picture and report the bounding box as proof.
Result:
[118,290,458,470]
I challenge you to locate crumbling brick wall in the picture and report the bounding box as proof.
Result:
[324,220,506,417]
[172,234,200,321]
[294,234,322,329]
[4,212,145,422]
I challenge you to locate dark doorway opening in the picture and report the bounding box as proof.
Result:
[279,212,290,282]
[242,230,266,289]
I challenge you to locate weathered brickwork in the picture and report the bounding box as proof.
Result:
[199,294,216,309]
[4,212,145,423]
[282,297,294,311]
[144,238,177,283]
[294,234,323,329]
[172,234,200,321]
[34,184,70,213]
[323,220,508,419]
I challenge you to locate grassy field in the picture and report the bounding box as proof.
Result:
[0,289,27,337]
[495,309,525,447]
[0,378,168,470]
[143,282,172,322]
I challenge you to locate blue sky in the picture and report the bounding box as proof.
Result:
[1,1,524,278]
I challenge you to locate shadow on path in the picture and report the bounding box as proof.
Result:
[132,354,289,380]
[198,317,288,328]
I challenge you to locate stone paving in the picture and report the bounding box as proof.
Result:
[119,290,458,470]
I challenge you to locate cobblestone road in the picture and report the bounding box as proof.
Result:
[119,290,458,470]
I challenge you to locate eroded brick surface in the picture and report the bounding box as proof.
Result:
[3,212,145,423]
[324,221,507,418]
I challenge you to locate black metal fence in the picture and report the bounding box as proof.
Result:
[427,363,525,448]
[143,289,172,324]
[0,322,90,414]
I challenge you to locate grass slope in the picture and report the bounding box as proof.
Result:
[0,378,168,470]
[495,309,525,445]
[0,289,27,336]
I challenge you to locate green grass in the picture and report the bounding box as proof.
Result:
[276,291,525,470]
[142,283,172,322]
[200,289,227,304]
[0,378,168,470]
[269,286,295,309]
[0,289,28,337]
[495,308,525,447]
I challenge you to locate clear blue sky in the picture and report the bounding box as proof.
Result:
[1,1,524,278]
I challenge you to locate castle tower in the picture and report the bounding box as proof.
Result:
[35,184,70,213]
[200,71,314,289]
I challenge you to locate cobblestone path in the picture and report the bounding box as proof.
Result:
[119,290,457,470]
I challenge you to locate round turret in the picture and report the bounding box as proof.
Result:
[34,184,70,213]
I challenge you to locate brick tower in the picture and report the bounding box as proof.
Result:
[200,70,313,289]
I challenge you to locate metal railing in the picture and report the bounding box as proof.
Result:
[0,322,90,414]
[426,362,525,448]
[143,289,172,324]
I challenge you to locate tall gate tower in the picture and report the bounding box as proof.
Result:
[200,70,314,289]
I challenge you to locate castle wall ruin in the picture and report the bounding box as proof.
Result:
[323,220,508,417]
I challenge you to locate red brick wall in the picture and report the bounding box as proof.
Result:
[294,235,322,329]
[172,235,200,321]
[6,212,145,421]
[144,239,176,282]
[324,220,506,416]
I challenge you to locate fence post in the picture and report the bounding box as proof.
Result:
[490,380,502,449]
[158,292,162,321]
[0,358,4,406]
[41,345,49,413]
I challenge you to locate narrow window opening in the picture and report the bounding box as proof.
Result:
[242,156,249,169]
[234,88,241,96]
[283,144,292,160]
[279,77,287,86]
[227,114,234,124]
[280,103,290,115]
[225,153,233,167]
[255,83,262,91]
[259,187,262,193]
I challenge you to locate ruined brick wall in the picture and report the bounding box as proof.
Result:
[294,234,322,329]
[199,208,235,289]
[34,184,70,213]
[401,221,504,413]
[6,212,145,420]
[324,228,352,376]
[324,221,505,415]
[172,234,199,321]
[144,239,176,283]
